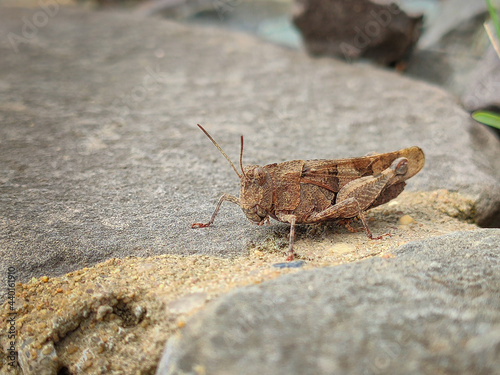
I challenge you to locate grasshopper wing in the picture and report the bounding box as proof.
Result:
[300,146,425,192]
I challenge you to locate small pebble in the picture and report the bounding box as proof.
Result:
[399,214,416,225]
[67,345,79,354]
[328,243,356,254]
[273,261,305,269]
[134,305,146,319]
[96,305,113,321]
[42,345,53,355]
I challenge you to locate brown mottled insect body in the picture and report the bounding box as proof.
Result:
[192,124,425,260]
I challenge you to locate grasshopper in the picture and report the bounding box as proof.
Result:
[192,124,425,260]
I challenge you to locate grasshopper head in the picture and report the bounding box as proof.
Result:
[240,165,273,225]
[195,125,273,225]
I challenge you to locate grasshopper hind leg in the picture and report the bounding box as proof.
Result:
[286,216,297,261]
[308,198,390,240]
[355,207,390,240]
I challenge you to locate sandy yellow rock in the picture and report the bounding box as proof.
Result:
[328,243,357,254]
[399,214,416,225]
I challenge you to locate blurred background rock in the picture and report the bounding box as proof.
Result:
[16,0,492,121]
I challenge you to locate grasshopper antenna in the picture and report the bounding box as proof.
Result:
[240,135,248,180]
[197,124,242,179]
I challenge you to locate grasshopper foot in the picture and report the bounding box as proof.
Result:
[191,222,210,228]
[368,232,391,240]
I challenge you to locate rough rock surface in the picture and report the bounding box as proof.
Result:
[2,254,292,375]
[417,0,488,50]
[0,201,481,374]
[463,45,500,112]
[406,0,500,112]
[1,3,499,375]
[158,229,500,375]
[292,0,423,65]
[0,5,499,293]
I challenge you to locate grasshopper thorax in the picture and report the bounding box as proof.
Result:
[240,165,273,225]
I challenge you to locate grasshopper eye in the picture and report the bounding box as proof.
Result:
[393,158,409,175]
[254,167,266,186]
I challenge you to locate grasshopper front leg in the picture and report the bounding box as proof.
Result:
[192,193,240,228]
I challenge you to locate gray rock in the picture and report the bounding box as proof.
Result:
[0,6,499,288]
[417,0,487,49]
[406,0,499,109]
[157,229,500,375]
[463,44,500,112]
[134,0,214,19]
[292,0,423,65]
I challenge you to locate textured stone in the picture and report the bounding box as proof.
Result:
[463,45,500,112]
[417,0,488,49]
[407,0,499,113]
[158,229,500,375]
[0,5,499,290]
[292,0,423,65]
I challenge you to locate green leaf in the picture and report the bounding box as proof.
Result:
[472,110,500,129]
[486,0,500,44]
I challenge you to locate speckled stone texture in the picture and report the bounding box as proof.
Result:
[0,5,499,293]
[158,229,500,375]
